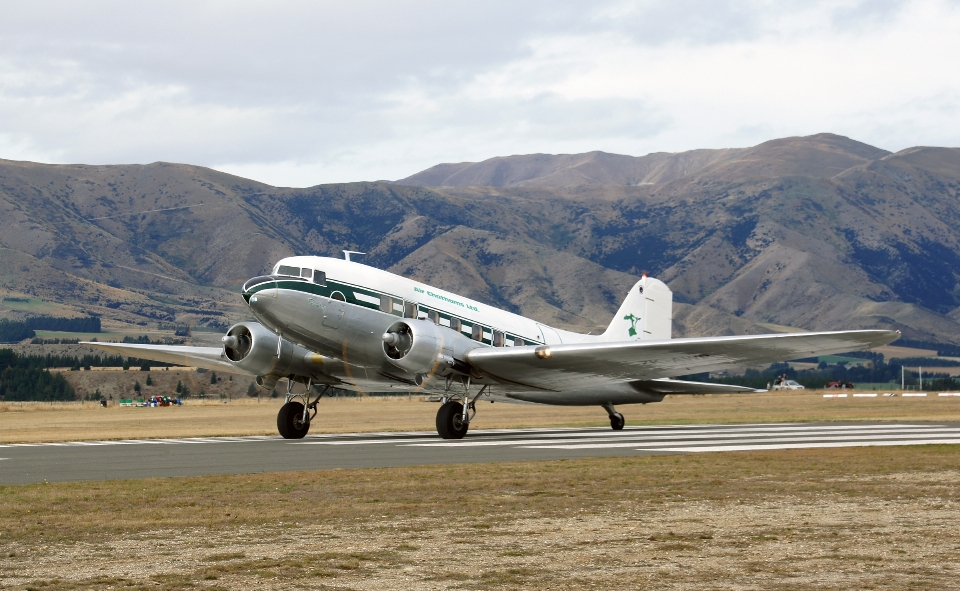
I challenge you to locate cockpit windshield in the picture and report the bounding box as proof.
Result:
[274,264,325,285]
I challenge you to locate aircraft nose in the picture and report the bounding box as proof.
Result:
[248,292,274,315]
[242,275,277,304]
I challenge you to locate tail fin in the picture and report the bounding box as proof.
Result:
[600,276,672,342]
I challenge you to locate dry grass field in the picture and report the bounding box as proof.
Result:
[1,445,959,589]
[4,389,960,444]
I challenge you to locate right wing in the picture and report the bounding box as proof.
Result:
[467,329,898,392]
[80,342,249,374]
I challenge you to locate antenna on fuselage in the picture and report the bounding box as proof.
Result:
[343,250,366,262]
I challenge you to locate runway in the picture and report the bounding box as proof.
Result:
[3,421,960,485]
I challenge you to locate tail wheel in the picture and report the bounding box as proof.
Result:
[610,412,625,431]
[278,401,310,439]
[436,401,469,439]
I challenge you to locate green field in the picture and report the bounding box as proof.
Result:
[0,296,77,316]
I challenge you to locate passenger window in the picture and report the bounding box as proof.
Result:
[427,310,439,324]
[493,331,505,347]
[449,318,462,332]
[403,302,418,319]
[277,265,299,276]
[380,294,392,313]
[471,324,483,342]
[331,291,346,302]
[513,337,525,347]
[300,268,312,280]
[313,271,326,286]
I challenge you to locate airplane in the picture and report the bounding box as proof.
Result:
[84,254,899,439]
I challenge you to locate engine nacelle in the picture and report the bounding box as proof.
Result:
[221,322,322,384]
[382,319,447,376]
[382,319,481,379]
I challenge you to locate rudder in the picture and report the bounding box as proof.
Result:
[601,276,672,342]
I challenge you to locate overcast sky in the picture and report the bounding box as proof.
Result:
[1,0,958,186]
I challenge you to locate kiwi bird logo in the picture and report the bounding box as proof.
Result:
[624,313,641,337]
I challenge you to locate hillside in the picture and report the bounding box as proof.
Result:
[1,133,959,343]
[396,134,891,188]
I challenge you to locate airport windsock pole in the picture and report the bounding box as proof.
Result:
[920,366,923,390]
[902,366,905,390]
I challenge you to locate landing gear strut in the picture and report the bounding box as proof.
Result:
[435,376,487,439]
[602,403,625,430]
[277,379,328,439]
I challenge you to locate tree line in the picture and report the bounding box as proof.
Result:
[0,315,101,343]
[0,349,76,401]
[684,353,960,390]
[0,348,176,402]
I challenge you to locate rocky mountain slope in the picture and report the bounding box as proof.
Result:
[1,133,959,343]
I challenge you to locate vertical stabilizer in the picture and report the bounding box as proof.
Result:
[600,276,672,342]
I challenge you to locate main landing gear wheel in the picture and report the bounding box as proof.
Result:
[436,400,469,439]
[609,412,625,431]
[277,401,310,439]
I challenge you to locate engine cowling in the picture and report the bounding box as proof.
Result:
[221,322,322,383]
[382,319,459,379]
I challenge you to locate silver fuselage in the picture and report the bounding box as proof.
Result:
[242,255,666,405]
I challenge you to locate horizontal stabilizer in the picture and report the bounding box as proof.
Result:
[635,378,762,395]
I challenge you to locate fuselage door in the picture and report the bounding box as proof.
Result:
[323,294,346,329]
[537,324,562,345]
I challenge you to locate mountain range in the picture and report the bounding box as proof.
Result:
[1,133,959,343]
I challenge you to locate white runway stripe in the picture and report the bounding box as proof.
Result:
[0,435,279,448]
[1,424,958,453]
[404,427,960,448]
[657,439,960,453]
[309,424,936,446]
[526,432,960,450]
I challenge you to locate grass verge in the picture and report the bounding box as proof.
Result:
[1,445,959,589]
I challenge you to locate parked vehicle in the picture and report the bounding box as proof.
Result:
[773,380,805,390]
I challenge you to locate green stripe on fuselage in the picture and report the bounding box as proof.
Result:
[242,278,539,346]
[243,279,382,311]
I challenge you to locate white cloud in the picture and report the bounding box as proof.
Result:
[0,0,957,186]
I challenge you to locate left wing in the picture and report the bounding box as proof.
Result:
[80,342,248,374]
[466,329,898,392]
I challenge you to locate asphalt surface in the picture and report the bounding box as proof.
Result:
[3,422,960,485]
